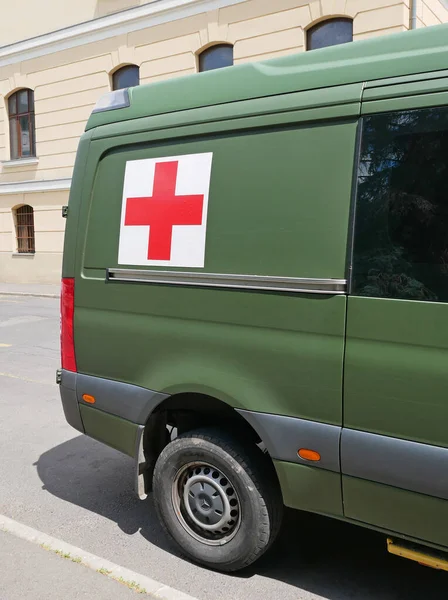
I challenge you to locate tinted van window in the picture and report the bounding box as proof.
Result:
[352,107,448,302]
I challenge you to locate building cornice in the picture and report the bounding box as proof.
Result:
[0,0,244,68]
[0,178,71,195]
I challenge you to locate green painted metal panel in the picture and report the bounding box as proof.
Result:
[364,68,448,89]
[80,404,139,457]
[362,91,448,115]
[75,284,346,425]
[83,121,357,279]
[90,84,362,141]
[343,476,448,548]
[61,130,93,278]
[86,23,448,131]
[71,112,355,427]
[275,460,343,516]
[363,75,448,102]
[344,297,448,448]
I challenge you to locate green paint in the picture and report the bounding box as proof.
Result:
[74,118,355,427]
[275,461,343,517]
[79,405,138,457]
[343,477,448,549]
[345,297,448,448]
[84,122,357,278]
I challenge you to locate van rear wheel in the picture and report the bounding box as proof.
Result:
[152,427,283,572]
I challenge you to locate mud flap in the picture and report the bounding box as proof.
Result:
[134,425,149,500]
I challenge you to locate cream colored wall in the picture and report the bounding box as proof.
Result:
[1,0,448,284]
[0,190,67,283]
[0,0,156,46]
[417,0,448,26]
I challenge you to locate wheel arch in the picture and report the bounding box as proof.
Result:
[138,392,281,498]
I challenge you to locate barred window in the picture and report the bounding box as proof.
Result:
[15,205,35,254]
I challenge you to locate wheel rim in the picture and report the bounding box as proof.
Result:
[172,462,241,546]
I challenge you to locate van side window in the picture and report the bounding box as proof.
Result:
[352,106,448,303]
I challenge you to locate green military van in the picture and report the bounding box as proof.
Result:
[58,22,448,572]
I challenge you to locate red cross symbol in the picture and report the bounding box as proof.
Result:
[124,161,205,261]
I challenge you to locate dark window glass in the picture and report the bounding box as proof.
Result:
[15,205,35,254]
[307,18,353,51]
[17,89,29,113]
[112,65,140,90]
[352,106,448,303]
[8,89,35,160]
[199,44,233,72]
[8,94,16,114]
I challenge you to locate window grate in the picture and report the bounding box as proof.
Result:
[16,205,35,254]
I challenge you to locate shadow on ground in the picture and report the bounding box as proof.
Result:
[36,435,447,600]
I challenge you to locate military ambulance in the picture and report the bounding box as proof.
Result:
[59,23,448,572]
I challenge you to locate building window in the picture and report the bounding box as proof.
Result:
[8,89,35,160]
[199,44,234,72]
[352,106,448,303]
[15,205,35,254]
[112,65,140,90]
[307,18,353,51]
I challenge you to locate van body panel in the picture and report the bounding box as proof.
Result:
[61,130,93,278]
[79,404,140,458]
[72,115,357,430]
[83,121,357,277]
[343,477,448,549]
[341,86,448,548]
[344,297,448,448]
[274,461,344,517]
[74,282,346,425]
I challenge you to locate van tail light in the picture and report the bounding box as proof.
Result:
[61,277,77,372]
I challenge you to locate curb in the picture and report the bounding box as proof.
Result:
[0,291,59,299]
[0,514,199,600]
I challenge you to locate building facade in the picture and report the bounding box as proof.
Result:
[1,0,448,284]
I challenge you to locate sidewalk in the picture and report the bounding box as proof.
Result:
[0,530,137,600]
[0,515,197,600]
[0,282,60,298]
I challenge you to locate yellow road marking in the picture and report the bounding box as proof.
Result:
[0,372,52,386]
[0,344,12,348]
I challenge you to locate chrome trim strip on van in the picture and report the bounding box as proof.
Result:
[107,269,347,295]
[341,429,448,502]
[237,410,341,473]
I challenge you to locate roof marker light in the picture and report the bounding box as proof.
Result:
[92,89,130,114]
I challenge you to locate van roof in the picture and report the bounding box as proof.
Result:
[86,22,448,131]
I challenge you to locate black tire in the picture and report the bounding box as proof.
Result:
[152,427,283,572]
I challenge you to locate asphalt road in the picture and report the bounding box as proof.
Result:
[0,294,446,600]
